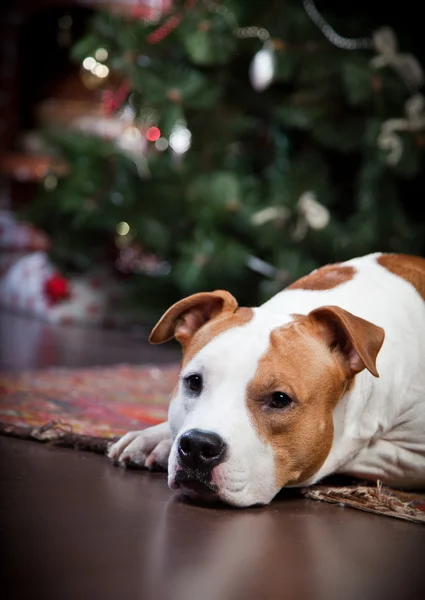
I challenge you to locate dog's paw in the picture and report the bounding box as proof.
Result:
[107,422,172,470]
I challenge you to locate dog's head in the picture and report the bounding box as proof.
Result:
[150,291,384,507]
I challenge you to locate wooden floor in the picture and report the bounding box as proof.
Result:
[1,311,425,600]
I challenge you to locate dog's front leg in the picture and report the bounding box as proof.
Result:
[107,422,172,470]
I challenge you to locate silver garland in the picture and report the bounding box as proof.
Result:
[302,0,373,50]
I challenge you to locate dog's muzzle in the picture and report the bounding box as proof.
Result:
[173,429,227,500]
[178,429,226,470]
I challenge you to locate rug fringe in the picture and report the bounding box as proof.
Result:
[0,420,116,454]
[304,483,425,525]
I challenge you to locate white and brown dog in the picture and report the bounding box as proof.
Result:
[108,253,425,506]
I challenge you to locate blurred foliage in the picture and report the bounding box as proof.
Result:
[25,0,425,321]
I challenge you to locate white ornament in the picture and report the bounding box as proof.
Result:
[371,27,423,91]
[250,42,275,92]
[378,93,425,165]
[251,206,288,226]
[169,123,192,154]
[117,126,147,154]
[298,191,330,230]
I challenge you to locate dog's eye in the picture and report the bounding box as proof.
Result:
[268,392,293,410]
[185,374,203,394]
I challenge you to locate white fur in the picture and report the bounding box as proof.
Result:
[107,422,172,470]
[109,252,425,504]
[167,311,288,506]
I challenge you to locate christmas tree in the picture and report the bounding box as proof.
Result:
[24,0,425,323]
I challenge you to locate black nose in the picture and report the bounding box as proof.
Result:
[178,429,226,471]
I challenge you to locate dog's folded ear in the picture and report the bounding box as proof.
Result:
[309,305,385,377]
[149,290,238,346]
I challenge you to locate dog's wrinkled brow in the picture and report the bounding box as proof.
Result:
[250,376,278,394]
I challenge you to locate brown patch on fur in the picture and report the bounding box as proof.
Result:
[288,264,355,291]
[182,307,253,367]
[247,316,348,489]
[247,304,384,489]
[378,254,425,301]
[309,306,384,378]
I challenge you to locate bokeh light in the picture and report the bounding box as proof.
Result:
[116,222,130,236]
[146,127,161,142]
[95,47,108,62]
[82,57,96,70]
[169,124,192,154]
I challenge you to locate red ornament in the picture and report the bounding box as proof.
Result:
[102,80,131,116]
[146,14,183,44]
[44,273,71,305]
[146,126,161,141]
[130,5,152,19]
[146,0,197,44]
[129,0,173,20]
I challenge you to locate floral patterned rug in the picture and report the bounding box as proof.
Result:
[0,364,424,525]
[0,364,178,438]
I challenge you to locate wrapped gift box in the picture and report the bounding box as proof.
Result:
[0,211,122,326]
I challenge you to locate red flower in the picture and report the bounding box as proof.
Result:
[44,274,71,305]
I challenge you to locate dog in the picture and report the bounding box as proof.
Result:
[108,253,425,507]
